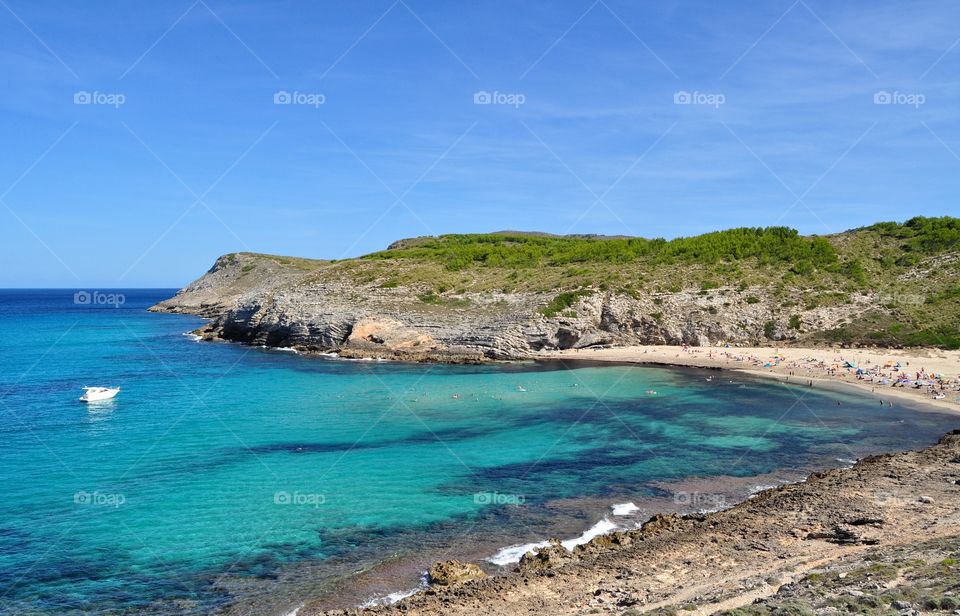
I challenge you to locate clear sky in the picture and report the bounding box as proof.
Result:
[1,0,958,287]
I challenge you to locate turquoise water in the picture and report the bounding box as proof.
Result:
[0,290,957,614]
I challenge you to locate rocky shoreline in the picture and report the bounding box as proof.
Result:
[303,431,960,615]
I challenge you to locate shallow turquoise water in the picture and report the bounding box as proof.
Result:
[0,290,956,614]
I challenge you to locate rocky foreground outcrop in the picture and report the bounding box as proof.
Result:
[306,431,960,615]
[150,252,873,361]
[425,560,487,587]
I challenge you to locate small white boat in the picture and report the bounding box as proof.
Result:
[80,386,120,402]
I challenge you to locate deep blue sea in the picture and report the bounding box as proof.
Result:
[0,289,956,615]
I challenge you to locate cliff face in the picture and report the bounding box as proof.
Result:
[150,252,872,361]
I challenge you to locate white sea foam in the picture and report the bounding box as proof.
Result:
[487,540,550,566]
[359,588,418,608]
[359,574,428,607]
[182,332,203,342]
[258,345,299,354]
[835,457,857,465]
[316,352,391,363]
[282,605,302,616]
[561,518,618,551]
[488,517,624,566]
[611,502,640,516]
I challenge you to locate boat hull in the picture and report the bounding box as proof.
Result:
[80,388,120,402]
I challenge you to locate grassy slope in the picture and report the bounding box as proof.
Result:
[229,217,960,349]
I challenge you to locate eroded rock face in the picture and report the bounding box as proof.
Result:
[426,560,487,587]
[346,316,436,352]
[150,253,873,361]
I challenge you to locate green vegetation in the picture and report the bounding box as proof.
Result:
[232,217,960,349]
[366,227,839,272]
[763,320,776,339]
[865,216,960,255]
[539,290,591,317]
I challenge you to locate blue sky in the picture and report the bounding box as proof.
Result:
[1,0,958,287]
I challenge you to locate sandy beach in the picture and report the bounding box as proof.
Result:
[539,345,960,410]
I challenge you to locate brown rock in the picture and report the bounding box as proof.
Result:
[427,560,487,587]
[640,513,681,534]
[518,539,573,572]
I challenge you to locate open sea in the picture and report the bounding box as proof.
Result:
[0,289,956,615]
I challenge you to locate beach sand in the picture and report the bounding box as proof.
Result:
[539,345,960,411]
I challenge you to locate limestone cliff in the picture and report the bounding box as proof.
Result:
[150,252,881,362]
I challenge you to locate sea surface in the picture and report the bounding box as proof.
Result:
[0,289,957,615]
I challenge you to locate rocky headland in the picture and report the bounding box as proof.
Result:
[150,220,960,362]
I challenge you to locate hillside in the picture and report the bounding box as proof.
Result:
[150,217,960,360]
